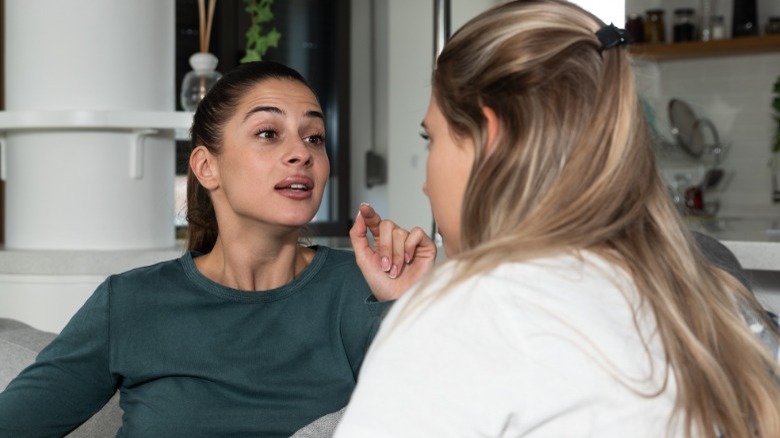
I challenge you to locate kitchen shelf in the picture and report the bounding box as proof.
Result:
[629,34,780,61]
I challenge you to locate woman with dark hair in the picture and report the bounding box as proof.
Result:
[0,61,427,437]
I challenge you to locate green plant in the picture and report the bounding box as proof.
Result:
[773,76,780,153]
[241,0,281,63]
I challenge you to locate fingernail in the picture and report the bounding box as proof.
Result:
[404,253,411,264]
[389,264,399,279]
[381,257,391,271]
[360,202,371,207]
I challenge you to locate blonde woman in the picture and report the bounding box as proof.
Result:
[337,1,780,436]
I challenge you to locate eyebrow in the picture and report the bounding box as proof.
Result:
[243,105,325,122]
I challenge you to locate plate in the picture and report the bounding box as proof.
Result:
[690,117,719,158]
[668,98,700,157]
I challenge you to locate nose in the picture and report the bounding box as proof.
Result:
[284,139,313,167]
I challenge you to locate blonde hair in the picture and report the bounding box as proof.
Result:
[408,0,780,436]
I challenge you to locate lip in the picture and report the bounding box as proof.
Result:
[274,175,315,200]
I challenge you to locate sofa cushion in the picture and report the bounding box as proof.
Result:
[0,318,122,437]
[0,318,58,391]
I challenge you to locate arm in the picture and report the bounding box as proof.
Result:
[349,203,437,301]
[0,281,119,437]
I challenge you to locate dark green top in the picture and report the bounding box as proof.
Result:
[0,246,390,437]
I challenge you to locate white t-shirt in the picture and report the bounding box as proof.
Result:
[335,252,683,437]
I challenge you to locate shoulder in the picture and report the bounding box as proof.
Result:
[103,252,190,293]
[418,251,627,302]
[310,246,365,285]
[316,246,359,269]
[116,252,189,277]
[383,252,635,340]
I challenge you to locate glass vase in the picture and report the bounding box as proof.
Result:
[180,52,222,111]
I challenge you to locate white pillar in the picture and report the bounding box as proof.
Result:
[3,0,177,250]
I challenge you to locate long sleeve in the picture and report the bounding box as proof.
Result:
[336,261,394,379]
[0,281,118,437]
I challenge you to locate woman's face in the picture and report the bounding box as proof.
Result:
[421,95,475,257]
[210,78,330,232]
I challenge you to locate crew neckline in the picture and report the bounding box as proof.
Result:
[181,245,329,303]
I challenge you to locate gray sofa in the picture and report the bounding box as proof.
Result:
[0,318,123,437]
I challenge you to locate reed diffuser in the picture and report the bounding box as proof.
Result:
[180,0,222,111]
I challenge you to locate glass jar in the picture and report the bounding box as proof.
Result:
[625,14,645,43]
[699,0,713,41]
[711,15,727,39]
[732,0,758,37]
[767,17,780,35]
[645,9,666,44]
[673,8,696,42]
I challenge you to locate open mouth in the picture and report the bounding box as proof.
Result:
[287,183,309,191]
[276,183,310,192]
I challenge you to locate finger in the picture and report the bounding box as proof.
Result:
[389,227,410,279]
[349,209,373,264]
[405,227,437,263]
[359,203,382,239]
[377,220,399,272]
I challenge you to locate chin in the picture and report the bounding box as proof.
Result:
[281,213,319,229]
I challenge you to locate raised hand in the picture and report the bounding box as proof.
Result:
[349,203,437,301]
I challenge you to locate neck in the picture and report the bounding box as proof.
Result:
[194,230,314,291]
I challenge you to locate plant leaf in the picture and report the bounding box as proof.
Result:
[266,28,281,46]
[242,0,280,64]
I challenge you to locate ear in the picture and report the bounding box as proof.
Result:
[190,146,220,191]
[482,106,500,154]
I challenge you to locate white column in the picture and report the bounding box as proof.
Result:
[3,0,177,250]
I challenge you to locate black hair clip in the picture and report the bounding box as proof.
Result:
[596,23,633,54]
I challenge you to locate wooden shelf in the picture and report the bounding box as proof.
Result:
[629,34,780,61]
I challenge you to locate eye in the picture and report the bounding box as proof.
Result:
[255,128,278,140]
[419,130,430,149]
[304,134,325,146]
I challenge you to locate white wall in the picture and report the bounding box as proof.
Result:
[635,54,780,218]
[350,0,499,232]
[570,0,624,25]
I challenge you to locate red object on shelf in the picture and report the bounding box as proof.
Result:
[685,186,704,211]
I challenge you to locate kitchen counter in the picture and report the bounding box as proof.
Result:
[688,217,780,271]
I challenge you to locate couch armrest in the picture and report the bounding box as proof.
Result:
[0,318,123,437]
